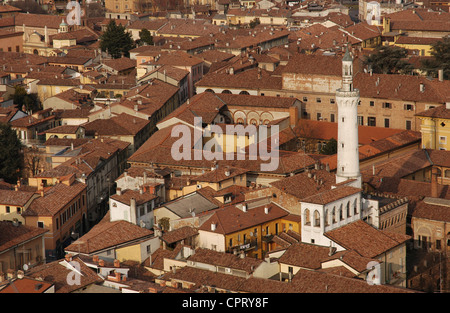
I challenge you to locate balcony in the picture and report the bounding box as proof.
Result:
[227,239,258,254]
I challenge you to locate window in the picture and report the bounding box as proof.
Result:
[370,101,374,107]
[304,209,311,226]
[330,114,335,123]
[37,221,44,228]
[313,210,320,227]
[439,136,446,144]
[404,104,414,111]
[382,102,392,109]
[330,99,335,104]
[317,113,321,120]
[5,206,10,213]
[316,98,321,103]
[406,120,412,130]
[384,118,390,128]
[357,116,364,126]
[368,117,376,126]
[303,96,308,102]
[436,240,441,250]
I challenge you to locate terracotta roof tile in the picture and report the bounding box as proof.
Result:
[65,212,154,254]
[325,220,411,258]
[199,202,289,235]
[0,221,48,254]
[23,182,86,217]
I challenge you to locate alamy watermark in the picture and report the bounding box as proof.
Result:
[66,0,92,26]
[170,117,280,172]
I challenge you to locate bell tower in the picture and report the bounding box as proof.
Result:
[335,46,361,188]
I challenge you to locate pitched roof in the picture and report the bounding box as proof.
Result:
[195,166,248,183]
[301,185,361,205]
[411,198,450,222]
[270,168,337,200]
[65,212,154,254]
[82,113,149,136]
[0,221,48,254]
[199,202,289,235]
[196,67,282,90]
[110,189,157,206]
[23,182,86,217]
[0,189,36,206]
[161,226,198,245]
[324,220,411,258]
[416,105,450,119]
[25,256,103,293]
[187,247,263,274]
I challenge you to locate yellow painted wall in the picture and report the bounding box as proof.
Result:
[418,117,450,151]
[116,243,144,263]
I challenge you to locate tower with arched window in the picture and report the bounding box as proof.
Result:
[335,46,361,188]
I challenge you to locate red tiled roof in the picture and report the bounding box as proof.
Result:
[0,221,48,254]
[199,202,289,235]
[23,182,86,217]
[325,220,411,258]
[65,212,154,254]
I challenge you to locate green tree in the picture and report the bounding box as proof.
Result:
[138,28,153,46]
[9,85,41,113]
[421,37,450,80]
[249,18,260,29]
[159,217,170,232]
[99,20,135,59]
[0,123,24,183]
[363,45,414,75]
[319,138,337,155]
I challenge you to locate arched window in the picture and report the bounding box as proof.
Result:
[314,210,320,227]
[324,209,329,226]
[205,89,215,93]
[339,204,344,221]
[239,90,250,95]
[353,199,358,215]
[332,207,336,223]
[222,90,232,94]
[304,209,311,226]
[346,201,351,218]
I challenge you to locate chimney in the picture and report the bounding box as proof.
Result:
[6,269,15,280]
[289,106,299,127]
[438,69,444,82]
[114,259,120,267]
[242,204,247,212]
[431,166,439,198]
[211,222,216,231]
[93,255,99,263]
[419,82,425,92]
[130,198,137,225]
[264,206,269,214]
[116,188,122,196]
[65,254,72,262]
[17,270,24,279]
[99,259,105,267]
